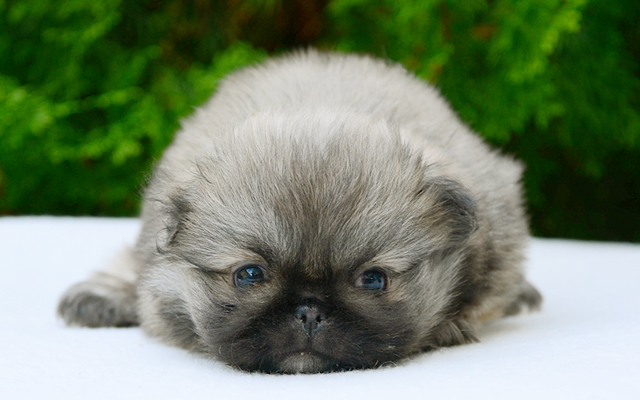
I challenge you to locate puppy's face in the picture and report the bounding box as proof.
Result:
[141,113,477,373]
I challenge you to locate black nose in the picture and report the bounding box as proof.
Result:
[294,304,326,336]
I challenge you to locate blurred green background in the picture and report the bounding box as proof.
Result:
[1,0,639,241]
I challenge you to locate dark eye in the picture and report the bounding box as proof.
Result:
[234,265,266,287]
[355,269,388,291]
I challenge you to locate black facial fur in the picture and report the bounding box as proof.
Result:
[198,265,416,373]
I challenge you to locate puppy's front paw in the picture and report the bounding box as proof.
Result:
[57,274,138,327]
[429,319,479,348]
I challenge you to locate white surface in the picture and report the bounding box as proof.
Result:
[1,216,639,399]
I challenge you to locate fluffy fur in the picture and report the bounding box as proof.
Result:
[58,50,541,373]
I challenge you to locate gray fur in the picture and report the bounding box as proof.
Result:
[57,50,541,373]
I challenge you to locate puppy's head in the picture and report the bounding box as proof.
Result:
[140,111,477,373]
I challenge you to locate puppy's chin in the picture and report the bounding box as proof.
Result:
[277,352,334,374]
[242,351,363,374]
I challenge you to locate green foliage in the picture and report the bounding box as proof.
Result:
[0,0,265,214]
[1,0,639,241]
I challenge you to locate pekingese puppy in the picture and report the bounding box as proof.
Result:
[58,50,541,373]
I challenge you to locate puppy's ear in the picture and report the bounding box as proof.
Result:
[419,178,478,243]
[156,192,192,254]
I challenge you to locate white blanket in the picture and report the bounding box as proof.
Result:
[1,217,638,399]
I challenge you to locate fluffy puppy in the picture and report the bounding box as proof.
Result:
[58,50,541,373]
